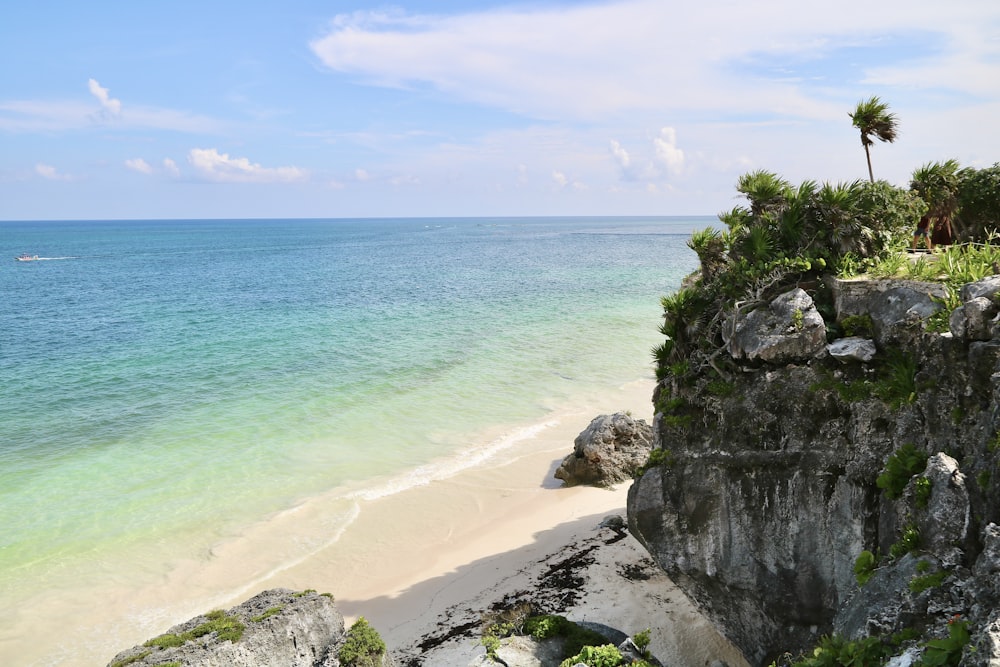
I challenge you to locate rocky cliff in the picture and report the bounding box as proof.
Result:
[628,274,1000,666]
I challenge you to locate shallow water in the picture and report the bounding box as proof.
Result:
[0,216,704,663]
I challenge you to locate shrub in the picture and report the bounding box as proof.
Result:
[877,444,928,500]
[338,617,386,667]
[521,614,609,659]
[854,550,877,586]
[559,643,624,667]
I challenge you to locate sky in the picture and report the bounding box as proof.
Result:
[1,0,999,220]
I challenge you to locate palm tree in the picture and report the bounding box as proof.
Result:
[849,96,898,183]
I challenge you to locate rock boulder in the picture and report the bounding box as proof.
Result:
[555,413,653,487]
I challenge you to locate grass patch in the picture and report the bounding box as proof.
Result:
[872,350,919,409]
[143,609,245,649]
[251,605,285,622]
[108,651,151,667]
[909,570,947,594]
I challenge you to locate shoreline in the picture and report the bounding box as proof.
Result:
[3,377,743,666]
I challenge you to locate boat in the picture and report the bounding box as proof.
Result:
[15,253,40,262]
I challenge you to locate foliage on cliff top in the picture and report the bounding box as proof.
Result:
[656,171,921,379]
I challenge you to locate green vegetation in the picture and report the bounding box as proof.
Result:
[877,444,928,500]
[293,589,316,597]
[909,570,947,594]
[769,633,891,667]
[705,379,735,397]
[636,448,674,477]
[558,644,625,667]
[890,525,922,560]
[633,628,652,657]
[108,651,152,667]
[853,550,877,586]
[338,617,386,667]
[523,614,609,657]
[251,605,284,622]
[839,314,874,338]
[872,350,919,409]
[482,612,616,663]
[850,96,898,183]
[144,609,245,649]
[978,469,991,490]
[914,476,932,509]
[920,618,970,666]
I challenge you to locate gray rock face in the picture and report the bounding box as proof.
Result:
[555,412,653,487]
[724,288,827,363]
[827,336,877,363]
[867,285,943,348]
[106,589,366,667]
[630,276,1000,665]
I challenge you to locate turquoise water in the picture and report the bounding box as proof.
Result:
[1,217,702,607]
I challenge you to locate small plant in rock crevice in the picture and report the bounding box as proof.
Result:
[854,550,877,586]
[877,444,928,500]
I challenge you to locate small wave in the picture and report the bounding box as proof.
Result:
[348,420,558,502]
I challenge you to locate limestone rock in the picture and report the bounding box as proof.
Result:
[555,412,653,487]
[917,453,970,567]
[105,589,375,667]
[974,523,1000,576]
[867,285,943,348]
[951,296,999,342]
[628,274,1000,664]
[827,336,877,363]
[724,288,826,363]
[960,275,1000,302]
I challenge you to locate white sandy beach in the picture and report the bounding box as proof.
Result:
[5,379,745,666]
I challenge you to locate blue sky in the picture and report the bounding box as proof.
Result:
[2,0,999,220]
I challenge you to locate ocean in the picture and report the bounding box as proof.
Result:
[0,216,705,663]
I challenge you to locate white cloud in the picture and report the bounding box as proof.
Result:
[187,148,308,183]
[35,163,72,181]
[310,0,1000,123]
[654,127,685,175]
[610,140,631,170]
[88,78,121,116]
[163,158,180,177]
[552,171,568,187]
[354,168,370,181]
[125,158,153,174]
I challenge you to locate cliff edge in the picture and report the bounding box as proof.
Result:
[628,274,1000,666]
